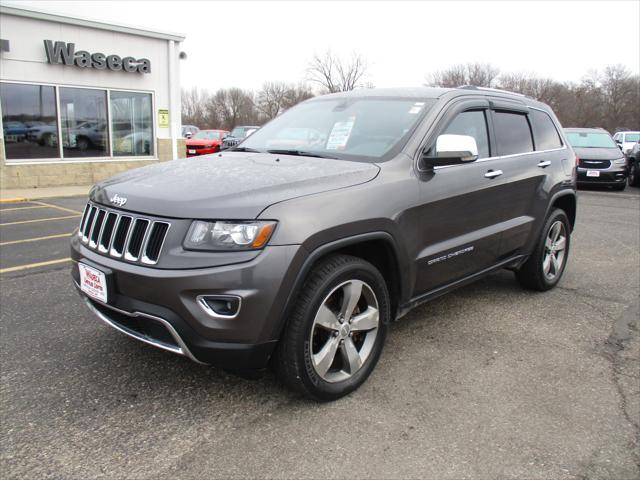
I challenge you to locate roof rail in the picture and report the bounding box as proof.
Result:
[457,85,527,97]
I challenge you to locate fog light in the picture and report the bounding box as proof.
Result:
[197,295,241,319]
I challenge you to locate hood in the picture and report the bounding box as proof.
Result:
[572,147,623,160]
[90,152,380,219]
[186,138,221,146]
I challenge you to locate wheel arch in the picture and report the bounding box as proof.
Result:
[549,190,577,232]
[273,232,408,341]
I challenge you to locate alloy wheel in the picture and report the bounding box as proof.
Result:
[543,220,567,281]
[309,280,379,383]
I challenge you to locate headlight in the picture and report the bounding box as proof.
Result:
[184,220,276,251]
[613,158,627,165]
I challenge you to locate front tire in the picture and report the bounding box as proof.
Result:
[274,254,390,401]
[516,209,571,291]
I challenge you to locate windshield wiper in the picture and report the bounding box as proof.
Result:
[230,146,262,153]
[266,149,337,159]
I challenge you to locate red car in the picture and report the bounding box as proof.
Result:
[186,129,229,157]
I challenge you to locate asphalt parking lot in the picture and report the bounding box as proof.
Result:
[1,189,638,479]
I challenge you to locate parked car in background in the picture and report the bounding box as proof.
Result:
[26,121,58,145]
[220,125,260,150]
[181,125,199,139]
[2,120,29,142]
[613,131,640,156]
[186,129,229,157]
[565,127,627,190]
[626,141,640,187]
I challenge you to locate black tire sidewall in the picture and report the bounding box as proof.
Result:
[297,260,389,400]
[629,163,637,186]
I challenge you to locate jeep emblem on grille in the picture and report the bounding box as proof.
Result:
[109,193,127,207]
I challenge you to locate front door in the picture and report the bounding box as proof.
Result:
[414,100,506,294]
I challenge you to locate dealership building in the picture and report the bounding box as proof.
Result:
[0,5,186,190]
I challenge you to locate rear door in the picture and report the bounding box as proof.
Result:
[488,104,566,258]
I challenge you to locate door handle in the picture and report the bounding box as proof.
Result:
[484,170,503,179]
[537,160,552,168]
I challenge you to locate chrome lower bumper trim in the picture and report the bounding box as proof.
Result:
[76,285,206,365]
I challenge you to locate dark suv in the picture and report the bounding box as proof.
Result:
[220,125,260,150]
[71,87,576,401]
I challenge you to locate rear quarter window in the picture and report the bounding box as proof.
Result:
[493,111,534,156]
[530,109,563,150]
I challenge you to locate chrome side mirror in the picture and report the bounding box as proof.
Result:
[420,134,479,170]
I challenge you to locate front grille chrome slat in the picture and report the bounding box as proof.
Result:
[142,222,171,265]
[124,219,150,262]
[80,202,170,265]
[89,210,107,248]
[82,206,97,242]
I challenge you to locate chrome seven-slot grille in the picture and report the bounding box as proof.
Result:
[78,203,170,265]
[579,159,611,169]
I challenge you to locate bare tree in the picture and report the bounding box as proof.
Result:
[212,88,257,130]
[281,83,315,110]
[307,51,368,93]
[256,81,291,120]
[181,87,213,128]
[426,63,499,88]
[600,65,640,131]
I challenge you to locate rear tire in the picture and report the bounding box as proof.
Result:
[274,254,390,401]
[628,162,639,187]
[516,209,571,291]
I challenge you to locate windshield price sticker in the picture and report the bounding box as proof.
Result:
[408,102,425,114]
[326,116,356,150]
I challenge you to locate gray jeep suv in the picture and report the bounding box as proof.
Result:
[71,87,577,401]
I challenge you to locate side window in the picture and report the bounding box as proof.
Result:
[530,109,563,150]
[493,111,533,156]
[442,110,490,159]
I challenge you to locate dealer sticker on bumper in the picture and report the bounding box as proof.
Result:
[586,170,600,177]
[79,263,108,303]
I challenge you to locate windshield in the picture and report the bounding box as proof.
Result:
[565,132,617,149]
[624,133,640,142]
[194,130,221,140]
[230,127,253,138]
[239,97,436,161]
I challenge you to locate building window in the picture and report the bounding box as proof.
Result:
[0,83,59,159]
[111,91,153,156]
[59,87,109,158]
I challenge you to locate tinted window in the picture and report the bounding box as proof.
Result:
[111,91,153,156]
[530,109,562,150]
[493,111,533,156]
[0,83,59,160]
[442,110,490,159]
[59,88,108,157]
[624,133,640,142]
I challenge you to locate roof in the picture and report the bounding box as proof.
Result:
[0,4,185,42]
[315,87,454,100]
[311,86,535,103]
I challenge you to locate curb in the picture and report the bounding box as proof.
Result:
[0,197,28,204]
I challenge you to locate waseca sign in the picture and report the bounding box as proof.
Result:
[43,40,151,74]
